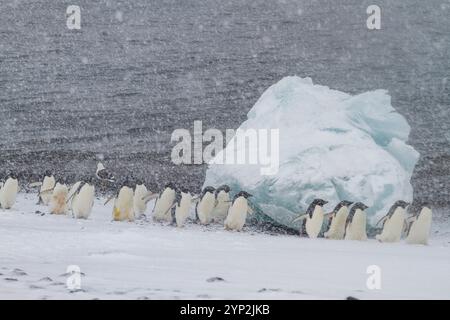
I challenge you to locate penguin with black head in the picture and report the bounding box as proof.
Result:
[195,186,216,225]
[405,204,432,245]
[324,200,353,240]
[0,171,19,210]
[345,202,369,241]
[224,191,253,231]
[152,183,177,223]
[375,200,409,243]
[211,185,231,223]
[293,198,328,238]
[68,176,96,219]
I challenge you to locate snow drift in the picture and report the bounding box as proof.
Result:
[204,76,419,229]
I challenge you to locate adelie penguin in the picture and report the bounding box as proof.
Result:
[405,206,432,245]
[211,185,231,223]
[344,202,369,241]
[49,178,69,215]
[324,200,353,240]
[375,200,409,243]
[224,191,253,231]
[133,179,148,219]
[110,176,136,222]
[152,183,177,223]
[67,177,95,219]
[172,187,193,228]
[38,170,55,205]
[196,186,216,225]
[0,172,19,210]
[293,199,328,239]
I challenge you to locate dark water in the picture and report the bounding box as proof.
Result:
[0,1,449,209]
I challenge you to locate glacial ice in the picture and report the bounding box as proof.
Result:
[203,76,420,229]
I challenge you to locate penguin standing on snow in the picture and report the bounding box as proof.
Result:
[172,187,193,228]
[0,172,19,210]
[344,202,369,241]
[133,179,148,219]
[39,170,55,205]
[293,199,328,239]
[324,200,353,240]
[224,191,253,231]
[195,186,216,225]
[375,200,409,243]
[406,206,432,245]
[49,179,69,215]
[152,183,177,223]
[67,177,96,219]
[110,176,136,222]
[211,185,231,223]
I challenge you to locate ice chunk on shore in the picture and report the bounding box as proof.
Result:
[203,76,419,229]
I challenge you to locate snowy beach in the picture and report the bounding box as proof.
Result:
[1,193,449,300]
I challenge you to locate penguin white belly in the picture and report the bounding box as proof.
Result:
[175,193,192,227]
[113,186,135,221]
[68,181,82,210]
[153,189,176,222]
[376,208,405,243]
[40,176,55,205]
[0,178,19,209]
[211,191,230,222]
[50,183,69,215]
[406,208,432,245]
[305,206,324,238]
[324,207,348,240]
[345,210,367,241]
[133,184,148,218]
[197,192,215,225]
[73,184,95,219]
[224,197,248,231]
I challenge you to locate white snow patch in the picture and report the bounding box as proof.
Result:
[0,194,449,300]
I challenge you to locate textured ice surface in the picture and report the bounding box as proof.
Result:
[204,77,420,228]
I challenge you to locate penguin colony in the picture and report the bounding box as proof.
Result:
[0,164,433,245]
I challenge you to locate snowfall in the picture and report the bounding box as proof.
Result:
[0,193,449,300]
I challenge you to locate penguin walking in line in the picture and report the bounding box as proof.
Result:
[293,199,328,238]
[375,200,409,243]
[344,202,369,241]
[172,187,193,228]
[196,186,216,225]
[152,183,177,223]
[67,177,95,219]
[224,191,253,231]
[0,172,19,210]
[211,185,231,223]
[110,176,136,222]
[405,206,432,245]
[49,180,69,215]
[133,180,148,219]
[37,171,55,205]
[324,200,353,240]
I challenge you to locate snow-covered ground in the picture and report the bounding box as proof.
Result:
[0,193,449,300]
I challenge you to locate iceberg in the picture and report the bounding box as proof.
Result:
[203,76,420,230]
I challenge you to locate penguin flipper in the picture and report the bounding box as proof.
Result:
[247,206,254,215]
[104,194,116,206]
[142,192,159,203]
[28,182,43,188]
[375,215,388,227]
[292,214,308,223]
